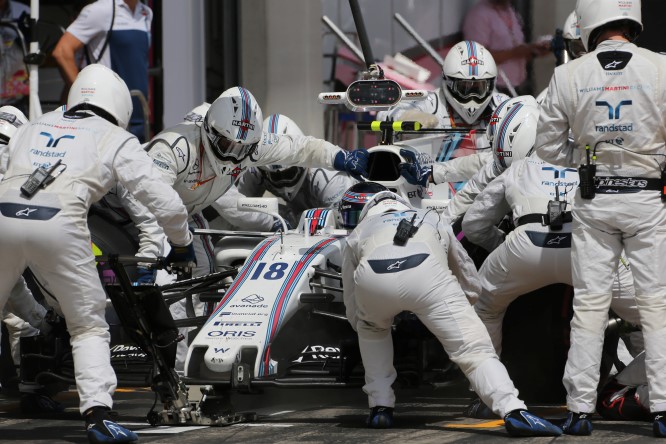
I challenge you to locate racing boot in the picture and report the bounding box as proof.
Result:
[85,406,138,443]
[654,411,666,437]
[503,409,562,437]
[366,406,394,429]
[463,397,497,419]
[560,410,593,436]
[20,393,65,414]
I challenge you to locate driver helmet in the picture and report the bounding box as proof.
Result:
[492,100,540,171]
[0,105,27,144]
[337,181,388,229]
[259,114,307,201]
[576,0,642,52]
[486,95,538,148]
[203,86,263,164]
[562,11,587,60]
[441,40,497,125]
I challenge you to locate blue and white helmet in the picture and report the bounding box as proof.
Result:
[491,98,540,171]
[563,11,586,60]
[486,95,538,148]
[203,87,263,164]
[441,40,497,125]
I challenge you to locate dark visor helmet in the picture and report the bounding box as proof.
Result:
[337,182,388,229]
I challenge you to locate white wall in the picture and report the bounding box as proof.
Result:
[531,0,576,93]
[162,0,206,128]
[240,0,324,138]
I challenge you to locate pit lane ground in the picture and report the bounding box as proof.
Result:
[0,382,659,443]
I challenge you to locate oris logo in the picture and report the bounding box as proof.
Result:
[232,120,255,130]
[241,294,264,305]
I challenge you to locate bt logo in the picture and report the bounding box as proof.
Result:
[595,100,632,120]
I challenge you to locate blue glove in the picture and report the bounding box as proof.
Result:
[334,149,369,180]
[271,217,292,232]
[166,242,197,266]
[134,265,156,285]
[399,148,431,187]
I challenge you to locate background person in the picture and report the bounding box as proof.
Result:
[463,0,551,95]
[52,0,152,141]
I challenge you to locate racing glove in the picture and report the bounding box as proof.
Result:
[399,148,431,187]
[334,148,369,180]
[166,242,197,268]
[271,217,292,232]
[134,265,156,285]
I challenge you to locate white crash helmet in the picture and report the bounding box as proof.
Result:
[441,40,497,125]
[486,95,538,148]
[259,114,307,201]
[563,11,587,60]
[0,105,27,143]
[492,100,540,171]
[359,190,413,223]
[67,63,132,129]
[203,86,263,164]
[576,0,642,51]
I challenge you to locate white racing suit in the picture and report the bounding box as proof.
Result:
[2,277,46,364]
[536,40,666,414]
[342,209,527,416]
[446,157,499,221]
[91,182,166,259]
[379,87,505,173]
[0,109,192,414]
[146,120,344,370]
[207,185,276,231]
[237,166,356,228]
[463,156,640,356]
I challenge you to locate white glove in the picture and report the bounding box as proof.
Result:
[399,110,439,129]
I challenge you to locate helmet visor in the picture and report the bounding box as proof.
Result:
[263,166,304,188]
[204,118,257,163]
[446,78,494,102]
[339,206,362,229]
[565,39,586,59]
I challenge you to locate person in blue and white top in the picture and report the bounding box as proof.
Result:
[52,0,152,141]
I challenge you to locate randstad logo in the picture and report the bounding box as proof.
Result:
[542,166,577,179]
[595,100,633,133]
[39,132,75,147]
[595,100,632,119]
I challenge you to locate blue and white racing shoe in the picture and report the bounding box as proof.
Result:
[85,407,138,443]
[561,411,593,436]
[366,406,394,429]
[504,409,563,437]
[654,411,666,438]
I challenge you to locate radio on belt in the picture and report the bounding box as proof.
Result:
[20,160,62,198]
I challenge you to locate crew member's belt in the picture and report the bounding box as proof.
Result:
[594,176,661,194]
[516,212,572,227]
